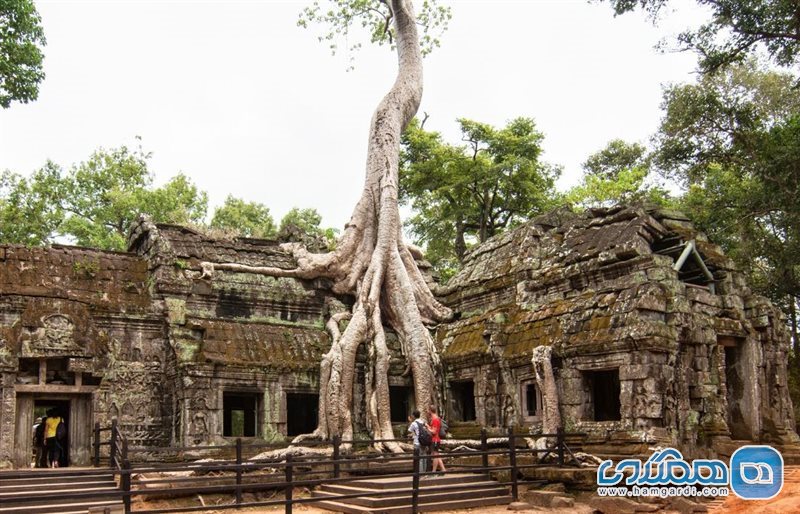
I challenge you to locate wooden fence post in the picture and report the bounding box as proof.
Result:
[285,454,293,514]
[235,438,243,505]
[557,427,565,466]
[480,428,488,472]
[411,446,420,514]
[93,422,101,467]
[507,427,518,502]
[121,438,131,514]
[333,435,340,479]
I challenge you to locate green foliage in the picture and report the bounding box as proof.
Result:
[298,0,451,68]
[656,61,800,355]
[0,142,208,250]
[567,139,671,209]
[279,207,339,250]
[56,145,208,250]
[655,60,800,184]
[602,0,800,76]
[400,117,560,277]
[210,195,276,239]
[0,0,46,108]
[0,164,62,245]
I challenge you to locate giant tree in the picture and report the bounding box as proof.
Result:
[205,0,451,450]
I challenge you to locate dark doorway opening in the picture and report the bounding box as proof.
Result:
[724,343,750,439]
[286,393,318,436]
[223,393,259,438]
[34,399,70,467]
[451,381,476,422]
[524,382,539,418]
[389,386,413,423]
[586,370,621,421]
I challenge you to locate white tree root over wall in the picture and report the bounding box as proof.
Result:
[201,0,451,452]
[532,345,561,453]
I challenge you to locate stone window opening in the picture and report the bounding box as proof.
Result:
[583,369,621,422]
[389,385,414,423]
[223,392,260,438]
[45,358,74,385]
[520,380,542,421]
[286,393,318,436]
[450,380,476,422]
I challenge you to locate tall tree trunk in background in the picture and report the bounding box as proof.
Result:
[454,219,466,262]
[203,0,451,451]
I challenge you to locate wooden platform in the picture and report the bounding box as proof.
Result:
[311,472,512,513]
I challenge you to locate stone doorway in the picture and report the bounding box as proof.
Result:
[14,393,92,468]
[584,369,621,421]
[724,343,751,439]
[389,386,414,423]
[450,381,476,422]
[34,399,70,467]
[286,393,318,436]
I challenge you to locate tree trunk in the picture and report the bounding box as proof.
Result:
[202,0,451,452]
[454,218,466,262]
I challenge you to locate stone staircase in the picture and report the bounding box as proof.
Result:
[311,472,512,513]
[0,468,123,514]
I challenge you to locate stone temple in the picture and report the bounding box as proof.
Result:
[1,205,797,468]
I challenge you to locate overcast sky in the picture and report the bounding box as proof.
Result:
[0,0,709,230]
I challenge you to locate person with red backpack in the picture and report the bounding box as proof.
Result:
[427,405,447,475]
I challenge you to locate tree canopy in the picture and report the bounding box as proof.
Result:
[0,0,46,108]
[655,61,800,354]
[400,116,559,278]
[210,195,276,239]
[0,144,208,250]
[602,0,800,76]
[566,139,670,209]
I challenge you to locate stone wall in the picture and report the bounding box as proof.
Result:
[436,205,797,458]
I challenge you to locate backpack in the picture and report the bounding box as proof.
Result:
[56,419,66,440]
[416,420,432,446]
[438,418,448,439]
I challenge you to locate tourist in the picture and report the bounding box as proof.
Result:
[32,417,46,468]
[407,410,428,474]
[44,409,64,468]
[427,405,446,475]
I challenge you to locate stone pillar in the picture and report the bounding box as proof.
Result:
[0,374,16,468]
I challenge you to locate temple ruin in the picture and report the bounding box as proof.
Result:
[1,205,797,468]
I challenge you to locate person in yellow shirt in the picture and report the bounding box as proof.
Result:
[44,409,64,468]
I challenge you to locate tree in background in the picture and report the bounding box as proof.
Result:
[278,207,338,250]
[210,195,276,239]
[400,117,559,279]
[0,0,46,108]
[567,139,670,209]
[602,0,800,76]
[0,143,208,250]
[0,164,61,245]
[654,61,800,356]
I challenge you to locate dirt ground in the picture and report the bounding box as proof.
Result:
[139,465,800,513]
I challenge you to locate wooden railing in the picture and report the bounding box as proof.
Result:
[85,424,586,514]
